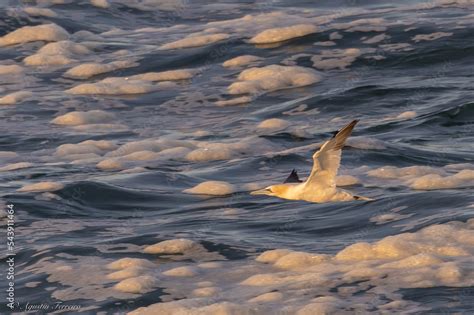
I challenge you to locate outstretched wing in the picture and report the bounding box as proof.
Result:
[305,120,358,189]
[284,169,302,183]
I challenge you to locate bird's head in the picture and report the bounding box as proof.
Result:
[250,184,290,197]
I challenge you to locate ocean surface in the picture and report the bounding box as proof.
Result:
[1,0,474,314]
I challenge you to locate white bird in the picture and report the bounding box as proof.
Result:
[251,120,372,203]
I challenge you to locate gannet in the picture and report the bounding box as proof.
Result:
[251,120,371,203]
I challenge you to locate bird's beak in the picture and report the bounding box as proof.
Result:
[250,188,271,196]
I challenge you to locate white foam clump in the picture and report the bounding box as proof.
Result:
[72,123,129,133]
[66,77,166,95]
[90,0,110,8]
[160,33,229,50]
[0,24,69,46]
[332,18,387,32]
[396,111,417,119]
[256,249,292,263]
[114,276,156,294]
[129,69,196,81]
[257,118,290,131]
[0,64,23,75]
[0,151,18,159]
[184,181,236,196]
[155,147,193,160]
[249,292,283,303]
[129,301,251,315]
[297,297,348,315]
[144,238,203,254]
[273,251,330,270]
[370,213,412,225]
[412,32,453,42]
[335,223,472,262]
[119,167,147,174]
[234,219,474,312]
[444,163,474,171]
[107,258,155,270]
[72,157,106,167]
[346,136,386,150]
[107,258,156,292]
[197,262,222,269]
[17,181,64,192]
[336,175,360,186]
[65,60,136,79]
[24,41,91,66]
[249,250,330,274]
[0,91,32,105]
[185,137,269,162]
[56,140,117,157]
[101,137,270,165]
[40,220,474,314]
[107,267,146,280]
[367,165,445,179]
[0,162,33,172]
[192,286,218,297]
[24,7,57,17]
[215,96,252,106]
[223,55,262,68]
[72,30,103,42]
[96,158,124,170]
[163,266,198,277]
[105,138,194,158]
[107,261,153,281]
[51,110,115,126]
[367,164,474,189]
[228,65,321,95]
[362,33,389,44]
[408,169,474,190]
[249,24,317,44]
[311,48,362,70]
[121,151,160,161]
[119,147,191,162]
[274,53,308,66]
[329,32,343,40]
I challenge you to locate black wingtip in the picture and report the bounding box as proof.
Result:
[284,169,302,183]
[345,119,359,132]
[332,119,359,138]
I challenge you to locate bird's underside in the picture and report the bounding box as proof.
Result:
[251,120,373,203]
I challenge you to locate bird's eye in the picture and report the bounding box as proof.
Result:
[266,187,273,193]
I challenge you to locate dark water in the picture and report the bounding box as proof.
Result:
[1,0,474,314]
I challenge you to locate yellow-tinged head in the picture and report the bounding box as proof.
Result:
[250,184,293,198]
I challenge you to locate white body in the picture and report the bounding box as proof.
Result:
[272,182,356,203]
[251,120,371,203]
